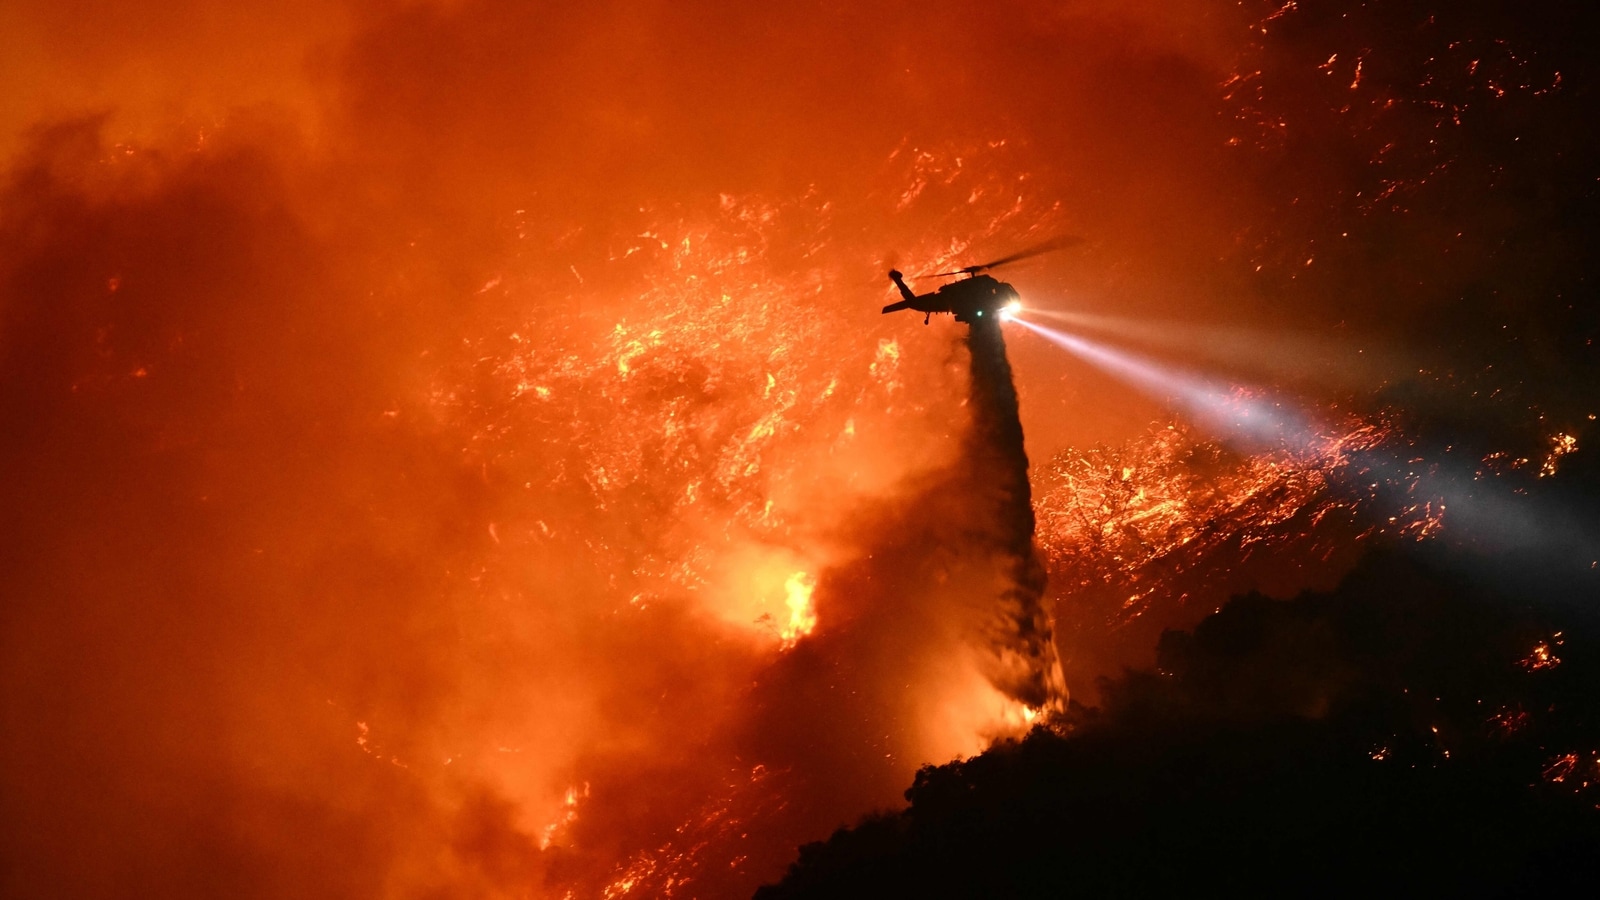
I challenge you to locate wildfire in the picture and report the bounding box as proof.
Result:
[541,783,590,850]
[1034,410,1406,623]
[421,142,1074,897]
[779,571,817,646]
[3,0,1592,897]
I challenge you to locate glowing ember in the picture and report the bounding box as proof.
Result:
[1520,640,1563,671]
[1486,706,1530,738]
[1544,753,1580,784]
[1542,751,1600,793]
[1540,433,1578,478]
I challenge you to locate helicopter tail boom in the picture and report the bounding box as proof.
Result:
[887,269,918,304]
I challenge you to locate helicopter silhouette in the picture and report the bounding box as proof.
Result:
[882,236,1080,325]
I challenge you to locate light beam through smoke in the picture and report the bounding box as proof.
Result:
[1011,315,1325,451]
[1014,316,1600,570]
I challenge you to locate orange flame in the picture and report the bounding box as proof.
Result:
[780,571,817,647]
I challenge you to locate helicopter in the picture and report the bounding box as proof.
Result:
[881,236,1079,325]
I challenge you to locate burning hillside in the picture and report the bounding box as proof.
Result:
[3,0,1597,898]
[1036,408,1414,696]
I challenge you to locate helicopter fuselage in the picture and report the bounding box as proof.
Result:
[883,271,1019,324]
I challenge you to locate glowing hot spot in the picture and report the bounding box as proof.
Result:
[780,571,817,646]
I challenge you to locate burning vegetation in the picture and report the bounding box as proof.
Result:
[2,0,1598,898]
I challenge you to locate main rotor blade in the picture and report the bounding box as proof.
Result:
[916,235,1084,278]
[968,234,1084,272]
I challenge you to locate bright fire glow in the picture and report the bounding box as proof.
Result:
[4,2,1584,897]
[780,571,817,646]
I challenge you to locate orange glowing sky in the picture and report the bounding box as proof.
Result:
[3,1,1585,897]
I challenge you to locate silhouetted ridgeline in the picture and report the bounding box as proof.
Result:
[759,541,1600,898]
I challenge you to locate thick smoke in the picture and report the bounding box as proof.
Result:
[6,0,1595,897]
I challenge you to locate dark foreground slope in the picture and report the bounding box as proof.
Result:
[759,540,1600,898]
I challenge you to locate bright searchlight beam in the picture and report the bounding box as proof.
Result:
[1008,316,1322,450]
[1010,315,1600,567]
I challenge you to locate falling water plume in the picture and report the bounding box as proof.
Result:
[960,317,1067,712]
